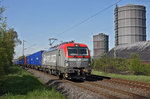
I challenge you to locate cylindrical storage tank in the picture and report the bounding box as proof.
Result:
[115,4,146,46]
[93,33,109,58]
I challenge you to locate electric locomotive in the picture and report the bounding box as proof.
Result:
[42,41,91,79]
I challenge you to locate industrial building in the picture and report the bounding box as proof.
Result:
[107,41,150,62]
[115,4,146,46]
[93,33,109,58]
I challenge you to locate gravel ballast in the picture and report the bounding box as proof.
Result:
[27,69,103,99]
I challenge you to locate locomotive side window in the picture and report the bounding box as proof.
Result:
[67,47,88,56]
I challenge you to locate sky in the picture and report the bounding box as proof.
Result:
[2,0,150,59]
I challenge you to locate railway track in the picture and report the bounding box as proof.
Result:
[110,78,150,89]
[63,79,119,99]
[86,81,149,99]
[25,67,150,99]
[90,75,150,91]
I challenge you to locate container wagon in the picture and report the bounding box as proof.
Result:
[19,58,25,65]
[26,50,44,69]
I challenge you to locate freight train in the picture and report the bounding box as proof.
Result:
[15,41,91,80]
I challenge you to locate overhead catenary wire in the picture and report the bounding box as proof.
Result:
[24,44,36,50]
[55,0,123,38]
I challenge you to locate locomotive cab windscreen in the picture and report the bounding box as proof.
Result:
[67,47,88,56]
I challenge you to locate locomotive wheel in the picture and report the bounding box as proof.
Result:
[44,68,47,73]
[63,74,66,79]
[51,69,54,75]
[46,69,49,73]
[48,69,52,74]
[43,68,45,72]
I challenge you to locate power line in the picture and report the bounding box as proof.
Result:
[55,0,123,37]
[24,44,36,50]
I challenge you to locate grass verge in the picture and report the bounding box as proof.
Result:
[0,65,67,99]
[92,70,150,83]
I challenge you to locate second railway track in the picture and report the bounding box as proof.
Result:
[90,75,150,90]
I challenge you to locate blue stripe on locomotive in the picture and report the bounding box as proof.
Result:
[27,50,44,66]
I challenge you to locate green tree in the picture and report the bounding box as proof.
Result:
[0,5,7,81]
[0,3,21,81]
[3,29,21,71]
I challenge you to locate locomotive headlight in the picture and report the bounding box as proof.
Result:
[88,63,91,66]
[65,60,69,63]
[69,58,76,61]
[65,60,69,66]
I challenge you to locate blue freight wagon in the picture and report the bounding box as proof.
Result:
[27,55,31,66]
[14,60,20,65]
[19,58,25,65]
[27,50,44,68]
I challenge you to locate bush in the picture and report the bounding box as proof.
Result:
[92,53,150,75]
[129,53,150,75]
[92,57,129,73]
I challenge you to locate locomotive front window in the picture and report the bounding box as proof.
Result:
[68,47,78,56]
[67,47,88,56]
[78,47,88,55]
